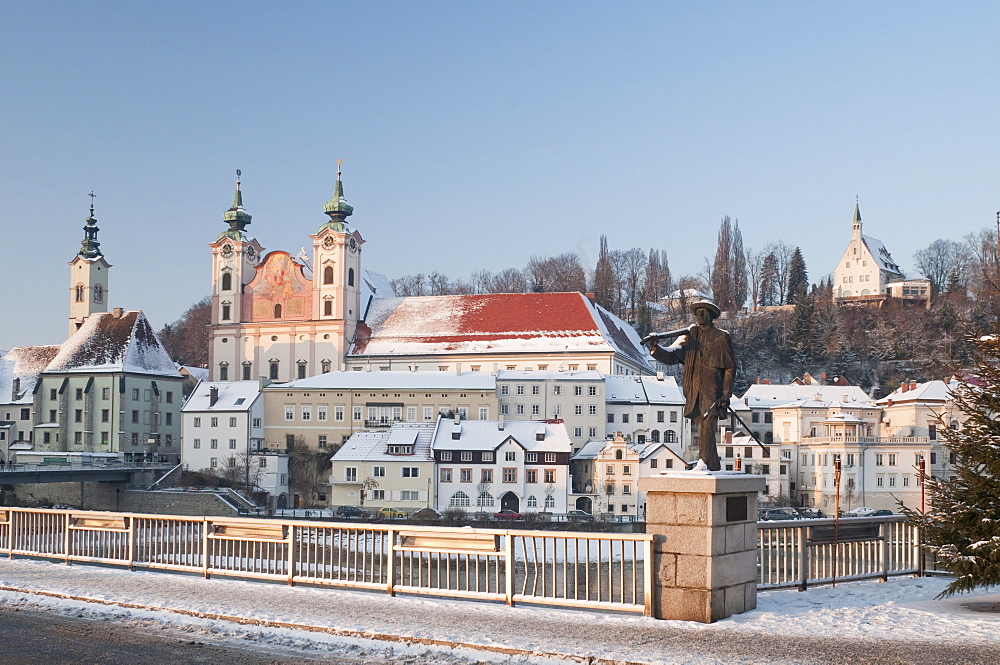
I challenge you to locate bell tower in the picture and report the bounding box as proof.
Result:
[311,160,364,348]
[208,171,264,380]
[68,192,111,336]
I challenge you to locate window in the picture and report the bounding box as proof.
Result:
[101,409,109,423]
[588,386,597,396]
[270,362,279,380]
[370,489,386,501]
[373,466,386,477]
[450,491,471,507]
[670,411,678,423]
[210,439,218,449]
[210,417,218,427]
[317,405,328,421]
[482,451,494,462]
[516,404,524,415]
[622,414,630,424]
[589,427,597,437]
[531,404,540,415]
[526,469,537,483]
[75,388,83,400]
[876,454,884,466]
[401,490,419,501]
[423,406,434,421]
[402,467,419,478]
[461,452,472,461]
[574,386,583,396]
[193,417,201,427]
[193,439,201,449]
[229,439,237,449]
[334,406,344,421]
[297,362,307,380]
[285,405,295,421]
[589,405,597,415]
[623,464,632,475]
[622,484,632,495]
[222,304,231,320]
[876,476,884,487]
[301,405,311,421]
[575,405,583,415]
[460,469,472,483]
[889,476,896,487]
[132,410,139,424]
[505,451,516,461]
[525,452,537,462]
[407,406,417,422]
[657,411,665,423]
[574,427,582,437]
[888,454,897,466]
[210,458,218,468]
[229,417,237,427]
[354,406,363,421]
[243,363,252,380]
[502,468,517,483]
[318,435,327,448]
[500,385,509,396]
[479,407,489,420]
[531,385,540,395]
[219,364,228,381]
[481,469,493,483]
[323,265,334,284]
[252,417,261,428]
[132,388,140,400]
[544,469,555,483]
[527,495,538,508]
[345,468,357,482]
[347,268,355,286]
[440,468,453,482]
[102,387,111,400]
[516,385,525,395]
[544,453,556,463]
[553,386,561,395]
[441,451,452,461]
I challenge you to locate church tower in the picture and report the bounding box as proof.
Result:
[310,160,364,360]
[208,171,263,381]
[68,194,111,336]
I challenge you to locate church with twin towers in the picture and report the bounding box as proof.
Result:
[206,165,652,384]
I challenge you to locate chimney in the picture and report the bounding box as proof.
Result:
[498,415,504,431]
[113,307,124,318]
[656,370,664,381]
[821,372,827,385]
[11,377,20,401]
[901,381,909,393]
[258,376,271,390]
[209,386,219,407]
[910,380,917,391]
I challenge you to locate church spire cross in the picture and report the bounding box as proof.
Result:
[321,158,354,231]
[78,191,102,259]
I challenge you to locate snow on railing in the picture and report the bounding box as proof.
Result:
[0,507,653,616]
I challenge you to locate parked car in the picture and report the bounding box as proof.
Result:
[410,507,442,521]
[376,507,407,519]
[870,509,894,517]
[759,508,800,521]
[492,509,523,520]
[845,507,876,517]
[566,510,593,522]
[335,505,367,519]
[797,508,824,519]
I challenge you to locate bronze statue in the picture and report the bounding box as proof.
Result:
[643,299,734,471]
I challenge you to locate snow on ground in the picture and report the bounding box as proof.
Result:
[0,557,998,664]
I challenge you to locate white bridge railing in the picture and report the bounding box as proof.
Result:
[757,515,940,589]
[0,507,653,616]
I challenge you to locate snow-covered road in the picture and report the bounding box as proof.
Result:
[1,557,997,664]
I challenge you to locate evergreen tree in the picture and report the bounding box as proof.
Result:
[906,334,1000,596]
[593,235,616,311]
[760,252,778,306]
[732,220,748,310]
[786,247,809,304]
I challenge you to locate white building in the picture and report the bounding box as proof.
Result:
[0,345,60,462]
[329,421,438,513]
[570,433,687,519]
[181,380,289,508]
[604,374,689,455]
[432,418,572,515]
[495,370,604,453]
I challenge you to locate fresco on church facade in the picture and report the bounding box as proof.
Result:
[244,251,312,321]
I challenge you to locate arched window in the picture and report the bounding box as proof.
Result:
[321,360,332,373]
[665,430,677,443]
[323,265,334,285]
[324,300,333,316]
[544,495,555,509]
[449,491,471,507]
[242,362,252,381]
[269,362,279,380]
[221,304,230,321]
[526,495,538,508]
[297,361,307,380]
[75,284,85,302]
[650,430,660,443]
[347,268,355,287]
[221,272,232,291]
[218,363,229,381]
[93,284,103,303]
[476,492,495,507]
[273,303,282,319]
[615,449,623,460]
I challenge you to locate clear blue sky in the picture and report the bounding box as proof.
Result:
[3,2,999,350]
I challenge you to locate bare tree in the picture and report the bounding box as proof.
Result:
[524,253,587,293]
[763,241,794,304]
[490,268,528,293]
[746,248,767,310]
[914,239,973,295]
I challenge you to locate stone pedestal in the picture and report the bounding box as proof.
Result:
[638,472,765,623]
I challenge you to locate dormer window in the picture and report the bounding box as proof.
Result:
[387,444,413,455]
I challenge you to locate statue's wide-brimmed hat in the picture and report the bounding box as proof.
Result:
[689,299,721,319]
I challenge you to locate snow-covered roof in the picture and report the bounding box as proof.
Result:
[772,396,878,411]
[182,380,263,413]
[351,292,653,372]
[741,384,870,408]
[571,437,685,462]
[332,421,437,464]
[605,375,648,404]
[273,370,496,391]
[178,365,210,382]
[432,418,572,454]
[862,235,904,276]
[570,438,607,460]
[46,311,180,377]
[822,413,865,424]
[496,370,603,382]
[876,379,958,405]
[639,375,684,404]
[629,440,685,461]
[0,345,61,405]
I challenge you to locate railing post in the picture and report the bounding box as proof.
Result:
[797,524,809,592]
[643,536,654,617]
[504,531,515,607]
[386,527,396,596]
[63,511,71,565]
[202,518,211,579]
[879,521,889,582]
[127,516,136,571]
[286,523,296,586]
